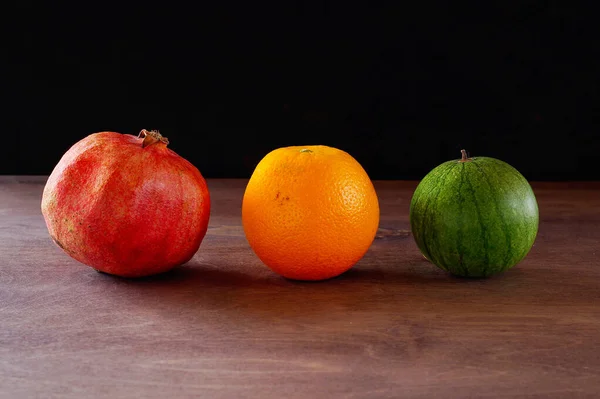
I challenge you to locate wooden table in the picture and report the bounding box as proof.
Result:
[1,177,599,398]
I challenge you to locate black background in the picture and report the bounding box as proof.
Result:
[3,2,599,180]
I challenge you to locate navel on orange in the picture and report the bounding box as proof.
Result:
[242,145,380,281]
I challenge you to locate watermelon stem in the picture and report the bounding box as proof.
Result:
[459,149,471,163]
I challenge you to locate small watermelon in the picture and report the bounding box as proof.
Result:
[409,150,539,277]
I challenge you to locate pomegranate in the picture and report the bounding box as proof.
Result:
[41,130,211,277]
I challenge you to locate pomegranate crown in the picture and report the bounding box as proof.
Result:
[138,129,169,148]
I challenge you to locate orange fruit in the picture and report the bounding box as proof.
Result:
[242,145,380,281]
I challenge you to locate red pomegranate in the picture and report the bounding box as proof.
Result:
[41,130,211,277]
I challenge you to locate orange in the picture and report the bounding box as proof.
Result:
[242,145,380,281]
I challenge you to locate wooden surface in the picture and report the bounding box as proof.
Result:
[1,176,600,399]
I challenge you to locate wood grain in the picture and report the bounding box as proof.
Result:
[1,176,599,399]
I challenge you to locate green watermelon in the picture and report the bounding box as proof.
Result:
[409,150,539,277]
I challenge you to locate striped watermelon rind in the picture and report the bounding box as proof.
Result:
[409,152,539,277]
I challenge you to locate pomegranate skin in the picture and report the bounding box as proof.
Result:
[41,131,211,277]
